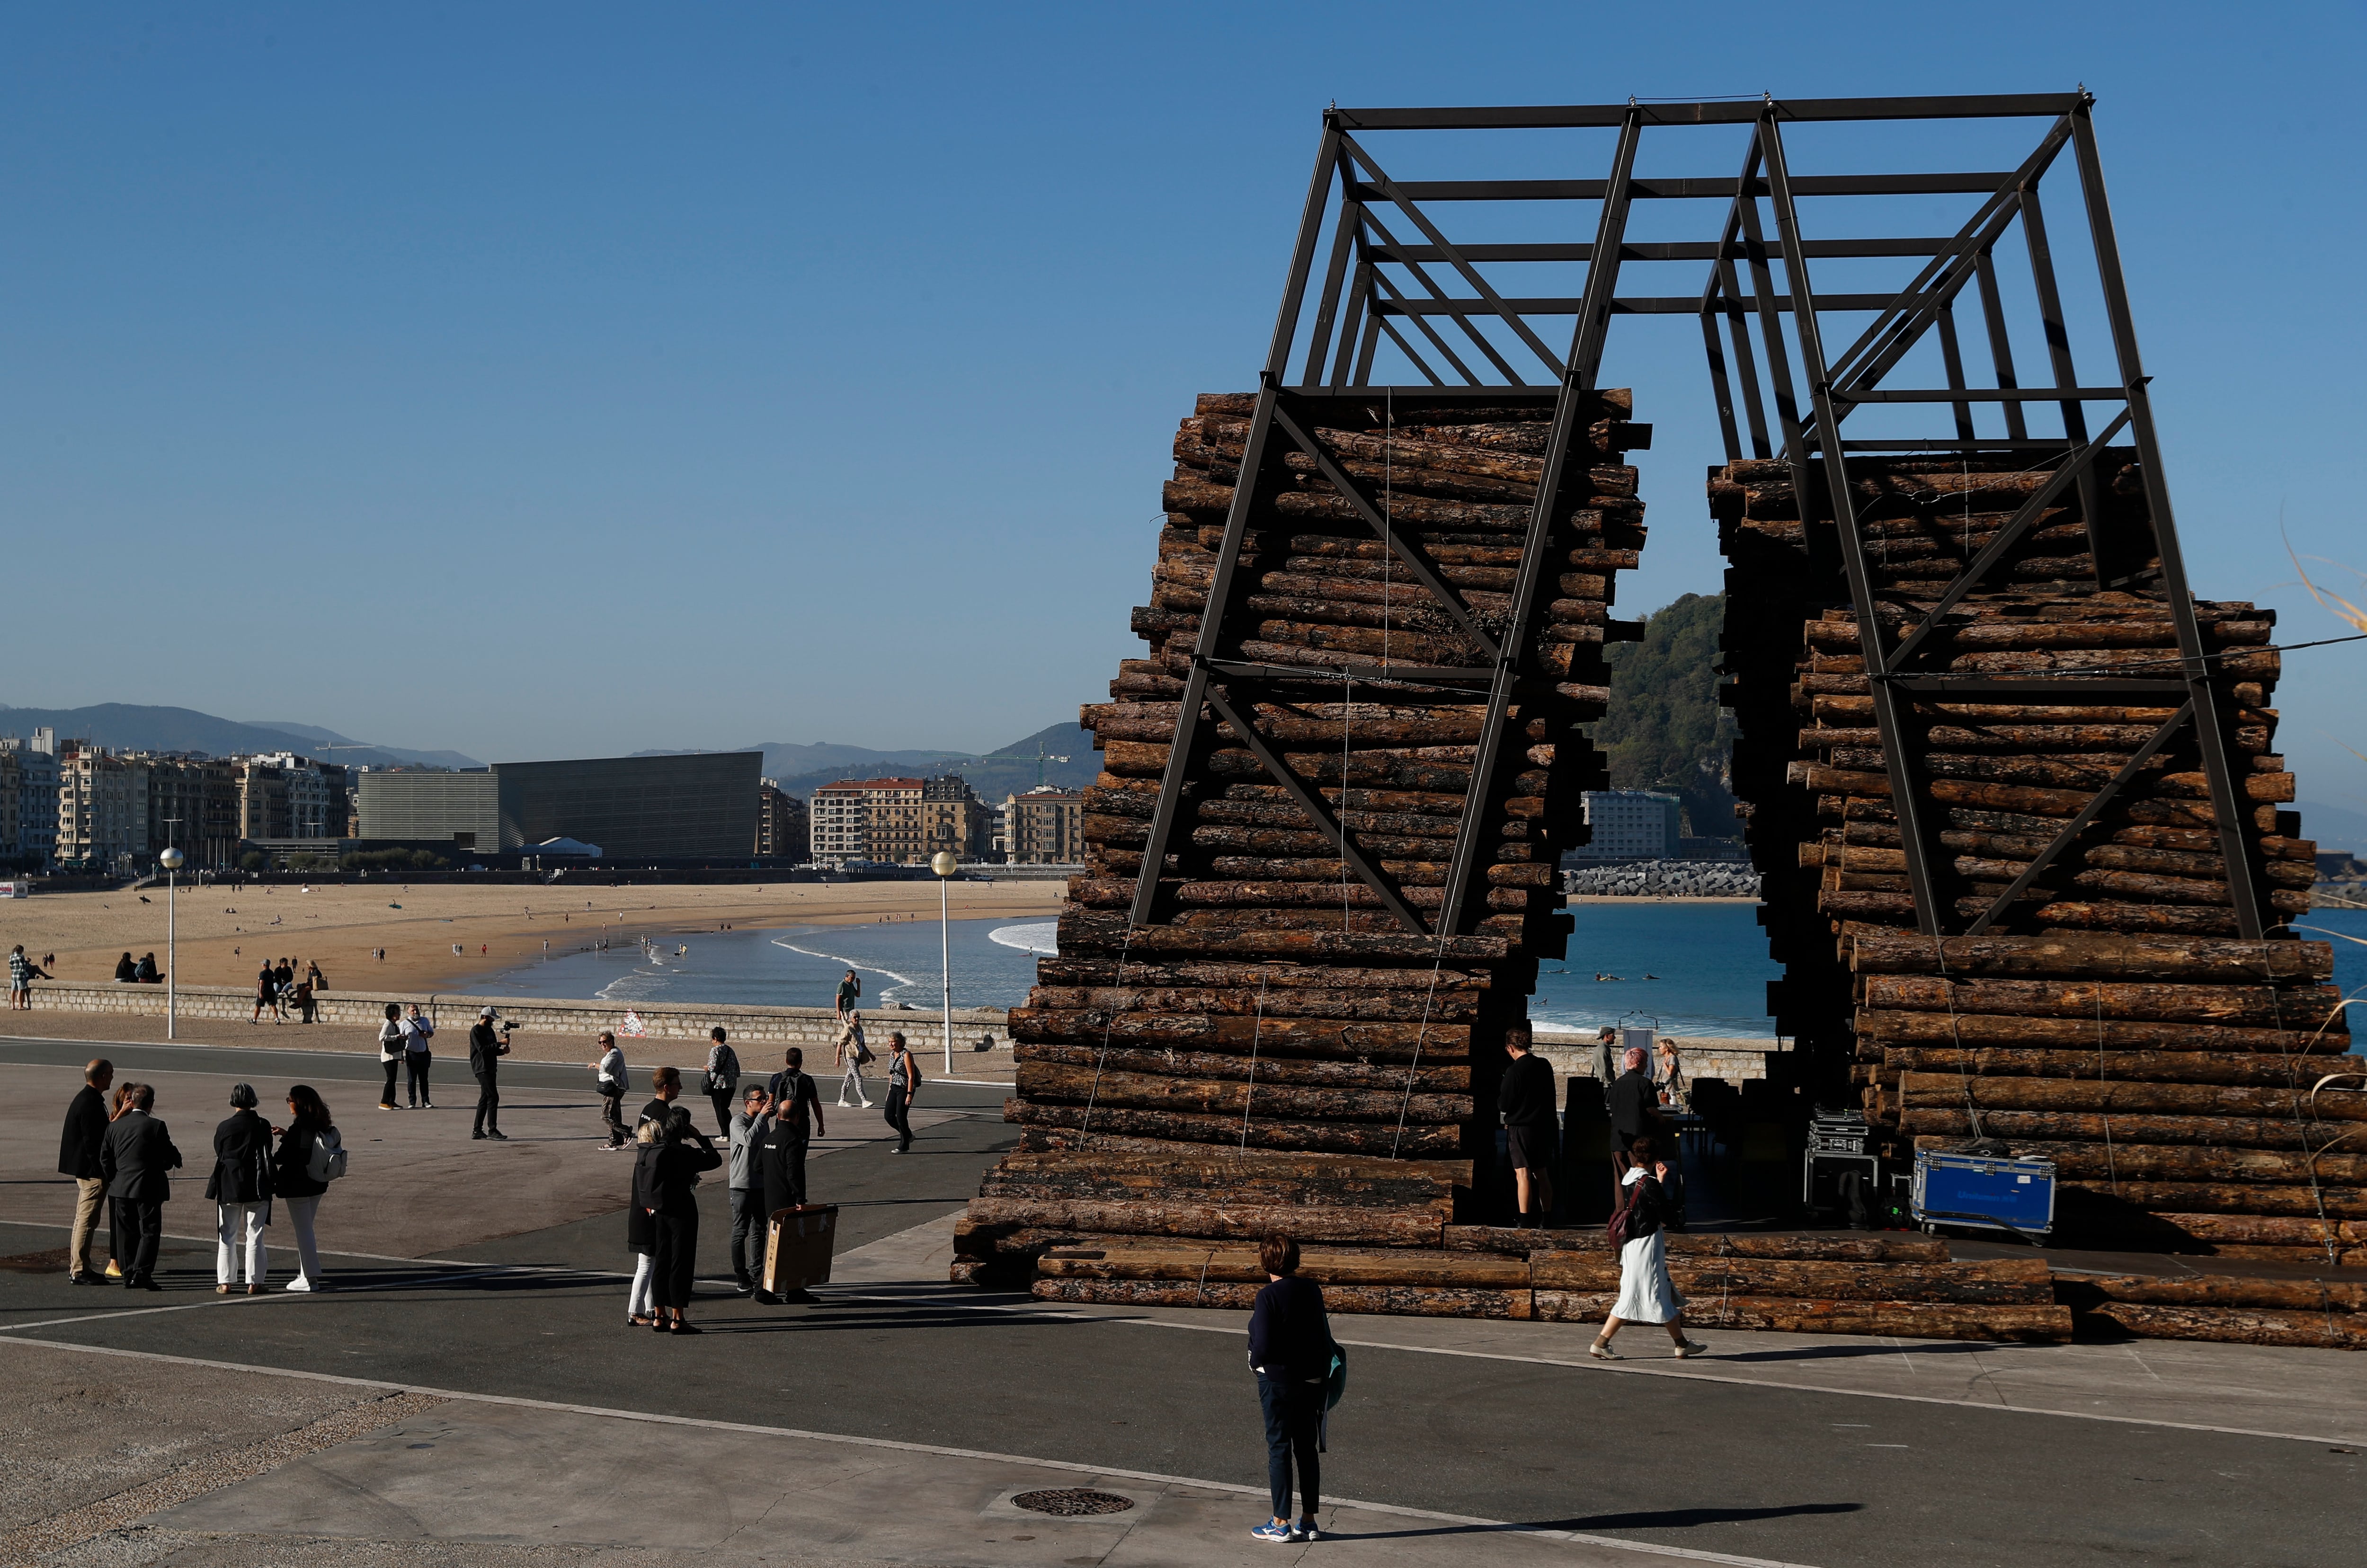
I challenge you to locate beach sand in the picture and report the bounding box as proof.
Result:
[0,878,1066,997]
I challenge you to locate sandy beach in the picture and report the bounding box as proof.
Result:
[0,878,1066,997]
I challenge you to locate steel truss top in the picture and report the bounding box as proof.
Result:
[1130,92,2270,943]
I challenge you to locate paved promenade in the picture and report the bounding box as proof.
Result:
[0,1034,2359,1566]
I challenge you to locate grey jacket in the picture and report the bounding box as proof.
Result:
[728,1106,759,1190]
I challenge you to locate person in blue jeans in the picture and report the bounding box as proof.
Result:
[1246,1233,1329,1543]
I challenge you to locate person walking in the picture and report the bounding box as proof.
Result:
[763,1048,825,1207]
[588,1030,630,1148]
[834,1014,872,1108]
[1590,1134,1707,1360]
[250,962,277,1025]
[1246,1233,1332,1543]
[273,958,294,1019]
[638,1064,682,1133]
[271,1084,338,1292]
[469,1008,511,1140]
[376,1004,406,1110]
[834,967,861,1023]
[98,1084,181,1291]
[1607,1045,1664,1158]
[702,1027,740,1137]
[882,1033,919,1154]
[401,1004,437,1108]
[206,1084,274,1294]
[58,1058,115,1285]
[638,1106,720,1334]
[727,1083,770,1294]
[1655,1037,1688,1114]
[1499,1029,1558,1230]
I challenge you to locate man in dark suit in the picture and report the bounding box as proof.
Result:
[468,1007,511,1141]
[1607,1046,1664,1157]
[98,1083,182,1290]
[57,1058,114,1285]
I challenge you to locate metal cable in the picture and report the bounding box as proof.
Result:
[1074,905,1138,1151]
[2256,939,2341,1267]
[1239,968,1269,1151]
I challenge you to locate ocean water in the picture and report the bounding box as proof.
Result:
[477,903,2367,1042]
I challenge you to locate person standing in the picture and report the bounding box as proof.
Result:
[1592,1027,1619,1107]
[640,1107,720,1334]
[469,1008,511,1141]
[250,962,277,1025]
[292,974,315,1022]
[271,1084,337,1292]
[99,1084,181,1291]
[587,1030,629,1148]
[835,967,861,1023]
[638,1064,681,1132]
[206,1084,274,1294]
[57,1058,115,1285]
[1499,1029,1558,1230]
[727,1083,770,1294]
[273,958,294,1021]
[376,1004,406,1110]
[624,1118,661,1326]
[1590,1135,1707,1360]
[11,944,49,1009]
[702,1027,740,1137]
[764,1048,825,1205]
[402,1003,437,1108]
[1655,1037,1688,1114]
[1607,1045,1663,1158]
[882,1033,919,1154]
[1246,1234,1331,1544]
[834,1015,872,1109]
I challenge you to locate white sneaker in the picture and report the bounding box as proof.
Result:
[285,1277,314,1293]
[836,1099,849,1107]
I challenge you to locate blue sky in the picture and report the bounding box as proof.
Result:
[3,3,2361,817]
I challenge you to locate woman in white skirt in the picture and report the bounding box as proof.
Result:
[1590,1135,1707,1359]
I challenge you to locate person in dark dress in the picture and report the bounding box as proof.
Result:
[638,1107,720,1333]
[1246,1234,1332,1543]
[1498,1029,1558,1229]
[98,1084,182,1290]
[205,1083,275,1293]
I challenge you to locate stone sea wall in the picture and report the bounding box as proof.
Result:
[1564,858,1762,898]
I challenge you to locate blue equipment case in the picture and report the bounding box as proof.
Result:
[1912,1150,2056,1239]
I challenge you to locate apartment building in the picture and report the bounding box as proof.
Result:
[0,752,18,861]
[918,774,988,863]
[1003,787,1085,864]
[756,780,809,858]
[57,749,150,869]
[1573,789,1683,860]
[142,758,242,867]
[808,777,928,867]
[0,731,59,868]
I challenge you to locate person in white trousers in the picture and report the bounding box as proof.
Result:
[625,1117,660,1324]
[835,1015,872,1108]
[271,1084,336,1292]
[207,1083,274,1294]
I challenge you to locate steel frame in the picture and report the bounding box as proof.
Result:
[1129,92,2268,941]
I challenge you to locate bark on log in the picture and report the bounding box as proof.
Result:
[1897,1107,2363,1151]
[1921,1137,2367,1184]
[1892,1070,2367,1115]
[1013,1063,1468,1125]
[964,1195,1445,1245]
[2074,1302,2367,1349]
[2056,1274,2367,1312]
[1008,1100,1463,1156]
[2129,1213,2367,1246]
[1032,1277,1532,1319]
[1531,1292,2071,1341]
[1056,912,1510,964]
[1033,958,1493,992]
[987,1149,1468,1186]
[1016,1042,1469,1093]
[1858,976,2345,1030]
[1442,1226,1949,1262]
[1856,1009,2347,1054]
[1036,1245,1530,1289]
[1009,1007,1472,1059]
[1848,930,2331,982]
[1529,1255,2054,1302]
[1029,983,1484,1022]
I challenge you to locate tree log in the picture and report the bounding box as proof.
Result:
[2075,1302,2367,1349]
[2056,1274,2367,1312]
[1893,1070,2367,1116]
[1016,1043,1469,1093]
[1858,976,2345,1030]
[1056,912,1510,964]
[1531,1292,2070,1341]
[1882,1049,2364,1090]
[1920,1137,2367,1184]
[1034,958,1493,992]
[1032,1277,1531,1319]
[988,1149,1468,1186]
[1009,1007,1472,1060]
[1857,1009,2346,1054]
[1898,1108,2363,1151]
[1008,1100,1463,1156]
[1442,1226,1949,1262]
[1037,1245,1530,1289]
[1530,1255,2053,1302]
[2055,1180,2367,1217]
[1014,1063,1467,1125]
[2129,1213,2367,1246]
[1848,930,2331,982]
[1029,984,1484,1023]
[965,1195,1444,1245]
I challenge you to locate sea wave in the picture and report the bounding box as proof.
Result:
[770,936,922,1001]
[988,921,1059,957]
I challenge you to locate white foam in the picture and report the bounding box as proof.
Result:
[988,921,1059,957]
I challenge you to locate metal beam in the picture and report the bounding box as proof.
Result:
[1332,95,2082,132]
[1965,702,2194,935]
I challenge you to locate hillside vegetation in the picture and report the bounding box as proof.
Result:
[1590,592,1739,838]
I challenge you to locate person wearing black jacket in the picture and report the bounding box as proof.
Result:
[271,1085,335,1292]
[1606,1045,1664,1156]
[636,1107,721,1333]
[763,1049,824,1206]
[1498,1030,1558,1229]
[98,1084,181,1291]
[206,1084,275,1293]
[468,1007,511,1140]
[1246,1234,1331,1544]
[58,1058,115,1285]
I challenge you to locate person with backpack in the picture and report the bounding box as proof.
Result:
[271,1084,340,1292]
[1589,1134,1706,1360]
[834,1014,873,1108]
[376,1004,406,1110]
[702,1027,740,1137]
[206,1083,275,1294]
[1246,1233,1332,1544]
[401,1004,437,1108]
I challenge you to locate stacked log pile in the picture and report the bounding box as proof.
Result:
[1713,452,2367,1314]
[958,390,1641,1289]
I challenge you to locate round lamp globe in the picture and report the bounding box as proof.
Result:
[159,848,185,871]
[929,851,959,877]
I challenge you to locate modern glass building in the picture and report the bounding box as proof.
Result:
[355,752,761,858]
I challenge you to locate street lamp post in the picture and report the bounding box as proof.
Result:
[159,846,185,1041]
[929,850,958,1074]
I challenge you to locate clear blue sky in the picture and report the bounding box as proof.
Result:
[4,3,2361,815]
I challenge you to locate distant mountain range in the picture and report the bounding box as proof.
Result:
[637,723,1099,802]
[2298,800,2367,854]
[0,704,481,770]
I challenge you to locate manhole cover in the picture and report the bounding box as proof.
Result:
[1011,1489,1134,1517]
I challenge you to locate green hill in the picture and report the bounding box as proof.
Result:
[1589,592,1739,838]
